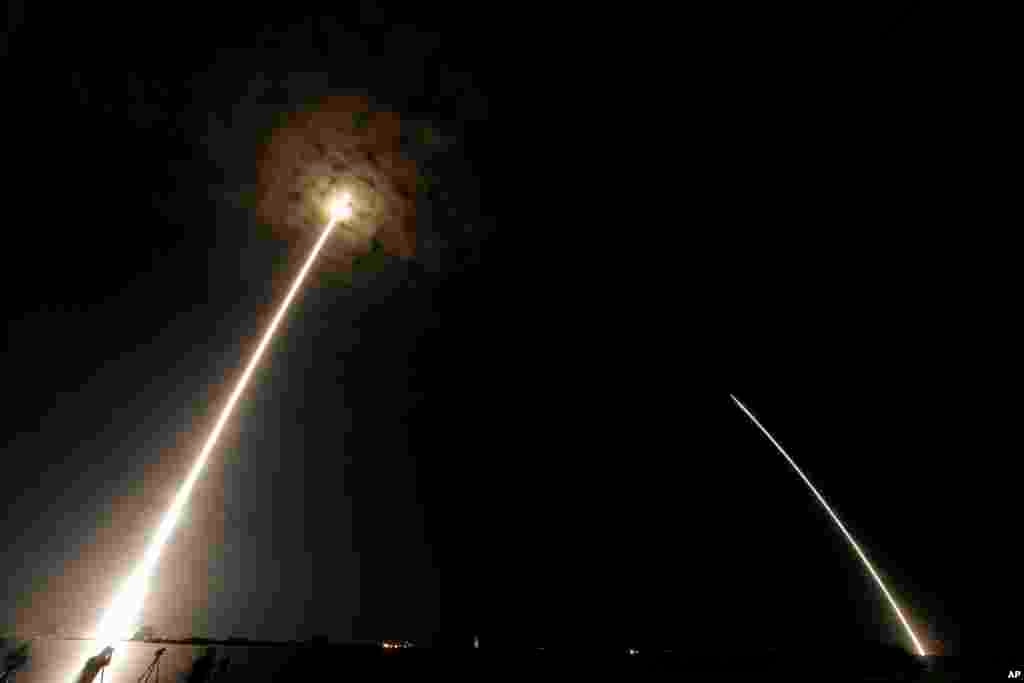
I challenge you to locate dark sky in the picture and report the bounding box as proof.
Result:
[2,2,961,656]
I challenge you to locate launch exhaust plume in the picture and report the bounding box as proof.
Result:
[729,394,928,657]
[92,214,342,650]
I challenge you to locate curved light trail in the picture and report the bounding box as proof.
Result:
[730,394,928,657]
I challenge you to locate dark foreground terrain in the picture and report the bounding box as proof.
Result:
[2,636,965,681]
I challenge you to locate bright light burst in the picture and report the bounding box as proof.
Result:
[92,215,341,651]
[730,395,928,657]
[328,192,354,221]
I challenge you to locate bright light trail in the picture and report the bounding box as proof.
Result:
[92,212,343,650]
[729,394,928,657]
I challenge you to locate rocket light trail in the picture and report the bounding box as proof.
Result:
[92,198,350,651]
[729,395,928,657]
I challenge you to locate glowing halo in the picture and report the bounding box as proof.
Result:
[254,95,419,275]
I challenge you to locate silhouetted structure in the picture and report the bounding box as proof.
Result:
[75,646,113,683]
[1,642,30,682]
[184,646,217,683]
[137,647,166,683]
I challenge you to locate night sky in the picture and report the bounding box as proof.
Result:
[2,2,960,657]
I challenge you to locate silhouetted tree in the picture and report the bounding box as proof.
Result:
[1,641,31,682]
[73,646,112,683]
[210,656,230,681]
[184,646,217,683]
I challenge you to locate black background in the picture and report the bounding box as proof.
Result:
[2,1,966,656]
